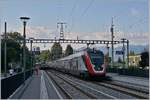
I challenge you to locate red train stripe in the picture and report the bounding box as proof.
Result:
[84,51,106,76]
[84,52,95,76]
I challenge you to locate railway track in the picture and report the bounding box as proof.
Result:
[46,71,97,99]
[96,81,149,99]
[48,70,149,99]
[109,80,149,93]
[48,70,119,99]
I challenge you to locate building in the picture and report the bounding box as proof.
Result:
[129,54,141,67]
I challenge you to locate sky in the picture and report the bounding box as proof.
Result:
[0,0,149,50]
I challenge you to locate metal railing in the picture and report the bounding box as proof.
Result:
[1,69,33,99]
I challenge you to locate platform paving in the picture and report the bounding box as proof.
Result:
[20,72,41,99]
[12,70,61,99]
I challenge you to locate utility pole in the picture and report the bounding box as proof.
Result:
[106,43,110,64]
[29,37,34,71]
[110,17,114,68]
[77,35,78,40]
[57,22,67,40]
[127,40,129,68]
[87,43,89,48]
[4,22,7,77]
[121,38,126,68]
[106,43,109,57]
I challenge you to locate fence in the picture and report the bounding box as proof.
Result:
[1,70,33,99]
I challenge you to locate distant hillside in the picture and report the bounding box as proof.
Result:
[128,45,149,54]
[95,44,148,54]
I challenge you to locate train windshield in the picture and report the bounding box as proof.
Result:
[88,50,104,71]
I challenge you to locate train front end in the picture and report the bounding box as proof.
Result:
[85,49,107,77]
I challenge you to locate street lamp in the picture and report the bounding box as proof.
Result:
[20,16,30,83]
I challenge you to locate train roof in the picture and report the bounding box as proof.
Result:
[58,51,85,61]
[55,48,103,62]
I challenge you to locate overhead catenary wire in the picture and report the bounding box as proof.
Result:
[68,0,95,35]
[69,0,78,17]
[67,0,78,34]
[80,0,95,17]
[128,17,147,29]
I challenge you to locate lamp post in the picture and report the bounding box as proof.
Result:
[20,16,30,83]
[29,37,34,71]
[4,22,7,77]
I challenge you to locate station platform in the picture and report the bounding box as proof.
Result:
[9,71,48,99]
[107,73,149,87]
[20,73,41,99]
[9,70,62,99]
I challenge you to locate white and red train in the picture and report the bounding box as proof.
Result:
[47,48,107,78]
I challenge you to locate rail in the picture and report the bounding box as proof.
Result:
[46,71,97,99]
[49,69,149,99]
[48,70,116,99]
[96,81,149,99]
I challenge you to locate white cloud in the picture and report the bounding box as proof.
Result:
[125,32,149,45]
[15,26,149,50]
[17,26,59,39]
[66,31,149,45]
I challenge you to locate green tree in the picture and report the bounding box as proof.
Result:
[8,32,24,41]
[39,50,51,61]
[139,51,149,69]
[65,44,73,56]
[1,32,32,71]
[51,43,62,60]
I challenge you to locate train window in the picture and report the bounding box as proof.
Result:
[90,52,103,62]
[88,50,104,71]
